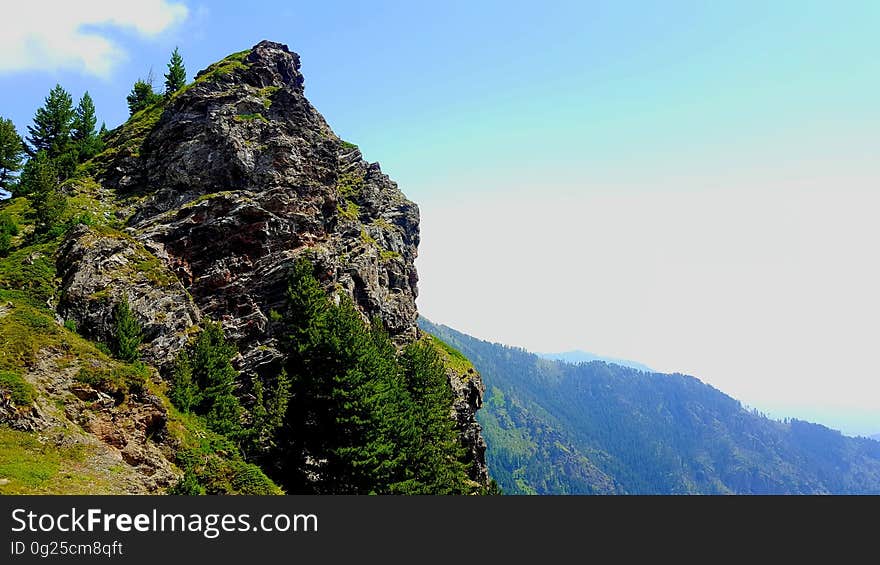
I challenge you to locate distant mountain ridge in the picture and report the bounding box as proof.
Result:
[419,317,880,494]
[537,350,653,372]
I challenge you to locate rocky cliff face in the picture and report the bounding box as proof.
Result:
[54,41,488,488]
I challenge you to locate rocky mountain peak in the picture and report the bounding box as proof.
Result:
[50,41,489,488]
[191,40,305,95]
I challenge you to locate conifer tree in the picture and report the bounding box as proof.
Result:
[272,259,471,494]
[71,92,102,160]
[20,152,66,231]
[248,370,291,454]
[164,47,187,98]
[190,321,242,436]
[396,339,469,494]
[169,350,196,413]
[71,92,96,142]
[126,76,162,116]
[0,117,24,193]
[113,298,143,362]
[26,84,74,157]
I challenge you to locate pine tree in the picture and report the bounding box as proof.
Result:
[396,339,469,494]
[169,350,197,412]
[190,321,242,437]
[113,298,143,362]
[264,258,472,494]
[26,84,74,158]
[71,92,102,160]
[126,76,162,116]
[164,47,187,98]
[71,92,96,142]
[248,370,291,454]
[0,117,24,194]
[20,152,66,231]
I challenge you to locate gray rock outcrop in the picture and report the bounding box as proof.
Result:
[58,40,488,488]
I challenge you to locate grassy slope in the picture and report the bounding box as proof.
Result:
[0,75,281,495]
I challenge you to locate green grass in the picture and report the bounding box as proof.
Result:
[258,85,281,109]
[165,409,283,495]
[132,256,175,287]
[75,362,149,399]
[371,217,394,231]
[337,172,365,198]
[0,198,31,234]
[0,427,91,494]
[167,49,252,103]
[340,140,359,151]
[0,298,112,374]
[337,201,360,221]
[426,334,476,376]
[63,177,120,228]
[85,99,166,175]
[359,227,403,263]
[379,249,401,263]
[360,228,377,246]
[0,371,36,406]
[234,112,268,123]
[0,242,59,307]
[194,50,251,85]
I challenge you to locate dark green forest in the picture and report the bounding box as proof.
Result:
[420,318,880,494]
[167,260,476,494]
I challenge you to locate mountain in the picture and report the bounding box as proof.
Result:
[538,350,653,372]
[871,434,880,442]
[0,42,489,494]
[419,318,880,494]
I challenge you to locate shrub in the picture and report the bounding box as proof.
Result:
[167,471,204,495]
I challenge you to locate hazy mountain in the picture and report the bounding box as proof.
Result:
[420,317,880,494]
[538,350,653,372]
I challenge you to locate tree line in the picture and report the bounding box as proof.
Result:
[108,259,477,494]
[164,259,475,494]
[0,48,188,234]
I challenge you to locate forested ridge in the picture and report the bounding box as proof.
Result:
[420,318,880,494]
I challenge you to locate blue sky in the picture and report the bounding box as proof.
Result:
[2,1,879,435]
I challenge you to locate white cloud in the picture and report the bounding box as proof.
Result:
[0,1,188,77]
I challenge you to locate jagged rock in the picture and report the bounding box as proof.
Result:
[57,224,201,368]
[58,40,488,489]
[0,393,51,432]
[445,363,490,486]
[107,41,419,346]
